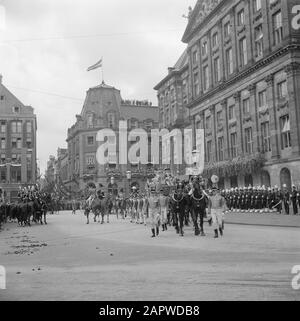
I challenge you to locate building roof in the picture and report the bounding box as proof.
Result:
[154,49,188,91]
[120,105,159,122]
[173,49,188,70]
[0,80,35,116]
[182,0,224,43]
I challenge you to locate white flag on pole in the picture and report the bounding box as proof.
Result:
[87,58,103,72]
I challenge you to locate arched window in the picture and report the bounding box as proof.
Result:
[280,168,292,190]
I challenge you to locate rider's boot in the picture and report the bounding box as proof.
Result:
[214,229,219,238]
[219,227,223,236]
[151,229,156,238]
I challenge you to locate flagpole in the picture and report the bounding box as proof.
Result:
[101,57,104,84]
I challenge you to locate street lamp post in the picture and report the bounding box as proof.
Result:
[126,171,132,197]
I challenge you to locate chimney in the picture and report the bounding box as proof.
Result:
[168,67,175,75]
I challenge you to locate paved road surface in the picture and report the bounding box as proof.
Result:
[0,211,299,301]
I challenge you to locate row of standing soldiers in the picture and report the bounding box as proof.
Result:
[222,185,300,215]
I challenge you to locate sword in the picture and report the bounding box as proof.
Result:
[272,200,282,209]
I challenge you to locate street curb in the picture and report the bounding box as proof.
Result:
[225,221,300,229]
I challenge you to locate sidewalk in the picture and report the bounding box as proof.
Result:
[223,211,300,228]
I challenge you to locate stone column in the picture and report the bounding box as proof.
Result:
[233,91,244,154]
[265,74,280,159]
[221,99,230,160]
[247,83,259,154]
[285,62,300,156]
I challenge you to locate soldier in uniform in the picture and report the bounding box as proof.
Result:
[207,185,227,238]
[273,186,283,214]
[282,184,290,215]
[291,185,298,216]
[147,184,160,238]
[159,185,170,232]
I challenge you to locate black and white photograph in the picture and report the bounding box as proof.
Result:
[0,0,300,307]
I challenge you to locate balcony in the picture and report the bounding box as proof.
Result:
[203,152,265,178]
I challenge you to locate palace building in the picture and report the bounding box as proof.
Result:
[155,0,300,190]
[64,82,158,196]
[0,75,37,201]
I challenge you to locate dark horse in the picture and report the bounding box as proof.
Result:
[189,182,208,236]
[170,186,187,237]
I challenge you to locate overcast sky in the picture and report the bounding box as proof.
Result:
[0,0,193,174]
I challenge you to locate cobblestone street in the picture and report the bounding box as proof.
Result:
[0,211,299,301]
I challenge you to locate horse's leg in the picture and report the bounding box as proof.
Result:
[192,209,200,236]
[179,211,184,236]
[44,211,47,225]
[200,212,205,236]
[86,211,89,224]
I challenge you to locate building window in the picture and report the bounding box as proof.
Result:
[0,168,6,182]
[258,90,267,108]
[228,105,235,120]
[255,25,264,57]
[0,154,5,163]
[17,121,22,133]
[202,41,208,56]
[280,115,291,149]
[218,137,224,161]
[217,110,223,126]
[87,136,94,146]
[212,33,218,47]
[182,80,187,97]
[245,127,253,154]
[13,106,20,113]
[26,140,32,149]
[193,72,200,96]
[108,113,115,129]
[239,37,248,67]
[261,121,271,153]
[277,80,287,99]
[230,132,238,158]
[206,140,212,162]
[17,138,22,149]
[237,9,245,26]
[192,50,198,65]
[253,0,262,12]
[0,121,6,133]
[203,66,209,91]
[224,22,231,38]
[213,57,220,83]
[243,98,250,114]
[273,11,283,45]
[225,48,233,76]
[86,155,95,166]
[11,121,22,133]
[205,115,212,131]
[130,119,139,129]
[26,122,32,133]
[0,138,5,149]
[0,95,4,101]
[11,138,17,149]
[87,114,93,128]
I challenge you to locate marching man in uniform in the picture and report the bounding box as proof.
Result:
[147,183,160,238]
[207,175,227,238]
[159,185,170,232]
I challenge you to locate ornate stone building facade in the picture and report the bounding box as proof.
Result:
[0,75,37,201]
[65,82,158,195]
[155,0,300,189]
